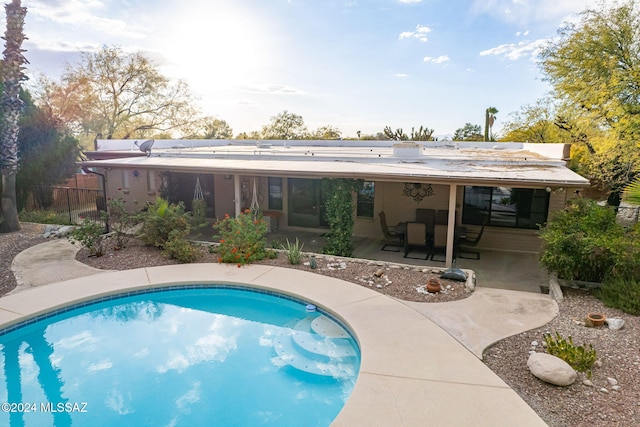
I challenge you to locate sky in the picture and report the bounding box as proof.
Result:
[11,0,600,139]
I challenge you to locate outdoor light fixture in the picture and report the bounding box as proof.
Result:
[403,182,434,203]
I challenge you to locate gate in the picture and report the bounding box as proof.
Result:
[28,186,105,225]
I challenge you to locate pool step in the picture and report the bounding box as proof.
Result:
[274,315,357,377]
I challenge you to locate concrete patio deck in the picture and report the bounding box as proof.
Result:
[3,239,557,426]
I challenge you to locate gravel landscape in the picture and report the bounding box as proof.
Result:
[1,224,638,426]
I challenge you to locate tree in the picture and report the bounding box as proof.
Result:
[261,110,308,140]
[16,92,79,210]
[539,0,640,204]
[453,123,483,141]
[37,46,198,150]
[484,107,498,141]
[183,117,233,139]
[501,98,569,143]
[0,0,28,233]
[312,124,342,140]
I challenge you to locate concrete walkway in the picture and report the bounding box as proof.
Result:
[10,238,109,294]
[4,239,557,426]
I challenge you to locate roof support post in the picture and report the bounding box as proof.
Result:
[234,174,241,217]
[445,184,457,267]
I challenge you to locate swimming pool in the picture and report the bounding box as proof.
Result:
[0,285,360,427]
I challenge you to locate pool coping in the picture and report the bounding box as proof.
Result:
[0,263,547,426]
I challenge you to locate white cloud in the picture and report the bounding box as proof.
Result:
[399,24,431,42]
[398,0,423,3]
[395,73,409,78]
[88,359,113,372]
[479,38,548,60]
[423,55,449,64]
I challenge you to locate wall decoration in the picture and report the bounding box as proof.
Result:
[403,182,434,203]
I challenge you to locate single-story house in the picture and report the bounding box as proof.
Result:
[81,139,590,267]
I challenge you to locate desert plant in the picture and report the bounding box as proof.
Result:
[137,197,191,249]
[214,210,268,265]
[68,219,108,257]
[543,332,597,378]
[598,277,640,315]
[282,238,304,265]
[163,230,199,263]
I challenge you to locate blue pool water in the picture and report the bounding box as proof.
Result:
[0,286,360,427]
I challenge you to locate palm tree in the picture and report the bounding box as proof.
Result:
[0,0,28,233]
[484,107,498,142]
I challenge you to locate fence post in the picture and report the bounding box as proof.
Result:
[65,188,73,224]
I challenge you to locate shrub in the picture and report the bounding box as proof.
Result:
[214,210,268,265]
[539,199,634,282]
[191,198,208,230]
[137,198,191,249]
[107,198,137,249]
[163,230,199,263]
[282,238,304,265]
[68,219,108,257]
[543,332,597,378]
[598,277,640,315]
[321,178,361,257]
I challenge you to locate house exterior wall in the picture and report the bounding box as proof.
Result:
[102,167,577,253]
[105,168,159,212]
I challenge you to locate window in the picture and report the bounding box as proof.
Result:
[357,181,375,218]
[147,170,156,192]
[268,177,283,210]
[121,169,130,189]
[462,186,549,229]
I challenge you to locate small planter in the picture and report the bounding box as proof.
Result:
[586,312,606,327]
[427,278,441,293]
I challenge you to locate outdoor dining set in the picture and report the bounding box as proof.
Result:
[379,209,486,261]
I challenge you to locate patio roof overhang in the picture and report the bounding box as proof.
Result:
[81,148,589,188]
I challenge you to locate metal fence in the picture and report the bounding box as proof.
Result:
[28,186,105,225]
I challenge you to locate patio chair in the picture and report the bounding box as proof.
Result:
[430,224,448,262]
[379,211,404,252]
[456,221,487,260]
[403,222,429,260]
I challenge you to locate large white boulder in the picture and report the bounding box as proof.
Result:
[527,352,577,386]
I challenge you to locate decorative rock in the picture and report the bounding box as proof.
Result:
[583,380,594,387]
[606,318,625,330]
[527,353,577,386]
[600,388,609,394]
[607,377,618,386]
[612,385,621,392]
[594,360,603,368]
[531,340,539,347]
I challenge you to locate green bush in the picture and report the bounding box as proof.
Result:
[282,238,304,265]
[598,277,640,315]
[19,209,72,225]
[214,210,268,265]
[163,230,199,263]
[68,220,108,257]
[321,178,361,257]
[539,199,635,282]
[543,332,597,378]
[107,198,138,249]
[191,198,208,230]
[137,198,191,249]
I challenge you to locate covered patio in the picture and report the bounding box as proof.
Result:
[258,229,549,294]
